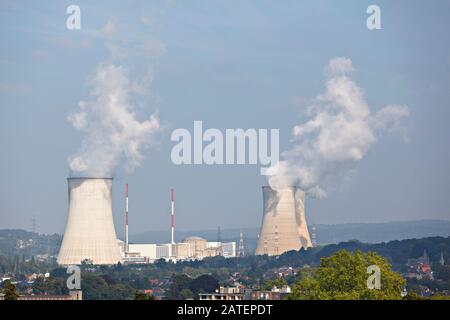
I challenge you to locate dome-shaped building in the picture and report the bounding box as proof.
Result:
[183,236,207,259]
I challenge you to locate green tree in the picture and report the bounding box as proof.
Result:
[134,291,155,300]
[430,294,450,300]
[180,288,194,300]
[404,291,423,300]
[166,274,192,300]
[32,276,46,294]
[12,255,19,274]
[80,272,134,300]
[189,274,219,298]
[32,276,68,295]
[3,280,19,300]
[434,264,450,281]
[262,277,287,291]
[288,250,406,300]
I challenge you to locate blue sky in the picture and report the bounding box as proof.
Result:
[1,1,449,237]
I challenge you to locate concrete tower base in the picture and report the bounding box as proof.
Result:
[255,186,312,256]
[57,178,122,265]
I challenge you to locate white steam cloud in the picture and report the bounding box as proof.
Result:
[68,21,161,177]
[269,57,409,196]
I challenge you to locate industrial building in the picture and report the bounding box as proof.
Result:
[199,285,291,300]
[255,186,312,256]
[57,178,123,265]
[120,188,237,263]
[120,238,237,263]
[56,178,226,266]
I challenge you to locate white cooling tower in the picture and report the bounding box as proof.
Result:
[57,178,122,265]
[255,186,312,256]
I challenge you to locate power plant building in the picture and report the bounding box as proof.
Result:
[156,244,171,260]
[183,236,207,259]
[255,186,312,256]
[222,242,237,258]
[122,239,237,263]
[128,244,156,260]
[173,243,191,259]
[57,178,240,265]
[57,178,123,265]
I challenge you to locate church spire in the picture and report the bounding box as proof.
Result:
[423,249,429,264]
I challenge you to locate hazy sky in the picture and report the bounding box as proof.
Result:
[1,0,449,237]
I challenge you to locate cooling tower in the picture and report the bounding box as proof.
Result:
[57,178,122,265]
[255,186,312,256]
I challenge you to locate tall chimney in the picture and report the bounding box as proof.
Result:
[255,186,312,256]
[125,183,129,255]
[58,178,122,265]
[171,189,175,245]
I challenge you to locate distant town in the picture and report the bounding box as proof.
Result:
[1,228,450,300]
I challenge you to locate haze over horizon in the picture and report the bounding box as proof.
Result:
[1,1,450,234]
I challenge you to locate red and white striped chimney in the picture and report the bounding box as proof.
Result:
[125,183,129,254]
[171,189,175,244]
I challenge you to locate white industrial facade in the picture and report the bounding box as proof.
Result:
[129,244,157,260]
[206,242,221,248]
[156,244,171,259]
[122,240,237,262]
[57,178,123,265]
[222,242,236,258]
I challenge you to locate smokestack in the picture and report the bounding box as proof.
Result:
[171,189,175,245]
[255,186,312,256]
[57,178,122,265]
[125,183,129,255]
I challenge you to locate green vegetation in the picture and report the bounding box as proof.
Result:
[134,291,155,300]
[81,272,135,300]
[166,274,219,300]
[0,229,61,259]
[0,254,58,275]
[32,276,68,295]
[288,250,406,300]
[2,279,19,300]
[1,231,450,300]
[262,277,287,291]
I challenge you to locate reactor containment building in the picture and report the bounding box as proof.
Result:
[255,186,312,256]
[57,178,123,265]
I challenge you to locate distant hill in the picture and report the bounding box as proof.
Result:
[189,236,450,275]
[0,229,62,259]
[129,219,450,252]
[315,220,450,244]
[1,220,449,258]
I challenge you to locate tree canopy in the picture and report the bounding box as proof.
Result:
[288,250,406,300]
[2,280,19,300]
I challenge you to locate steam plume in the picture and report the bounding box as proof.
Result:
[269,57,409,196]
[68,21,161,177]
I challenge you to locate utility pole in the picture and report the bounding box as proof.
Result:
[31,216,37,234]
[217,226,222,243]
[238,231,245,257]
[47,238,51,263]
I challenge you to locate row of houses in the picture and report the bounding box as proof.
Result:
[199,285,292,300]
